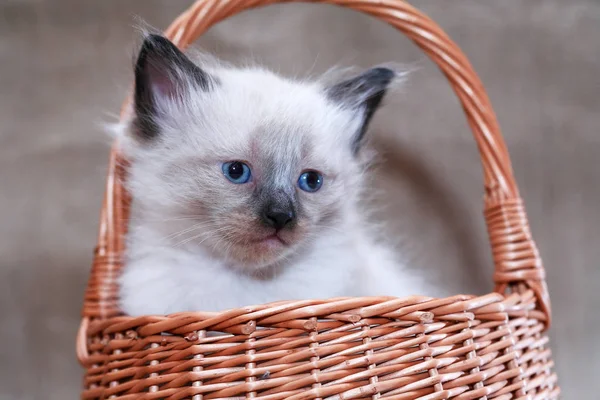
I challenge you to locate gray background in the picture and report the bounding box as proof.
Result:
[1,0,598,398]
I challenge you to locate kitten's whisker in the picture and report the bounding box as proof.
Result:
[313,225,345,235]
[164,224,212,241]
[175,231,212,247]
[137,216,210,222]
[164,220,221,238]
[174,225,234,247]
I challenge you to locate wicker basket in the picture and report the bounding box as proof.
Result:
[76,0,560,398]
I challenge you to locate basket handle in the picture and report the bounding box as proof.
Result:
[82,0,551,326]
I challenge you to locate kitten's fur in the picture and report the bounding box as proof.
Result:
[118,34,430,316]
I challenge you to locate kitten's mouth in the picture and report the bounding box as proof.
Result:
[251,233,287,246]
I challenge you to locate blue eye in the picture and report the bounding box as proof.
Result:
[298,170,323,192]
[222,161,251,184]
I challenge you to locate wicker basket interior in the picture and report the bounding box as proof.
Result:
[77,0,559,399]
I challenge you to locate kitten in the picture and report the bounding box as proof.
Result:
[118,34,430,316]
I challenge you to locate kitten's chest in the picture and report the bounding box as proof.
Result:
[195,248,362,307]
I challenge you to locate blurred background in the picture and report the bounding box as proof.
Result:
[1,0,598,398]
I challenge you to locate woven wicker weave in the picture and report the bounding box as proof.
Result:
[77,0,560,398]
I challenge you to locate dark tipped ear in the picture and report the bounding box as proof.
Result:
[327,67,395,154]
[133,34,212,140]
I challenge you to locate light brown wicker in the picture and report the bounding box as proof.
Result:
[76,0,560,399]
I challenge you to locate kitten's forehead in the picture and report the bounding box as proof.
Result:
[252,122,310,160]
[215,68,340,160]
[218,68,331,122]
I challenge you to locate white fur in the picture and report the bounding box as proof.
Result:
[118,48,433,316]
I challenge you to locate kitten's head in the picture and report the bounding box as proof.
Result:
[122,35,397,270]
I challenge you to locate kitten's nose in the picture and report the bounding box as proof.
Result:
[262,207,295,230]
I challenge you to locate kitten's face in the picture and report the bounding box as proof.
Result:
[123,35,395,270]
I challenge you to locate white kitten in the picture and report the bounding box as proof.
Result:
[118,34,431,316]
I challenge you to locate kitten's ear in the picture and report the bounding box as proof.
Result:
[133,34,212,140]
[327,67,396,154]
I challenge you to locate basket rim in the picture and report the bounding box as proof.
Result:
[77,290,549,365]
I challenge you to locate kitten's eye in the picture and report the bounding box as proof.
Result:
[298,170,323,192]
[222,161,251,184]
